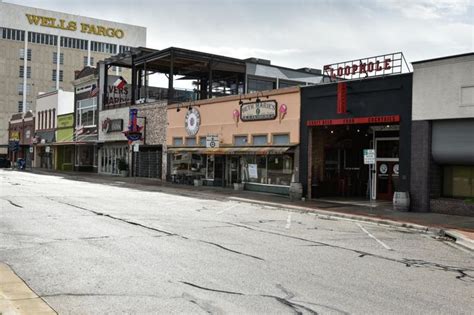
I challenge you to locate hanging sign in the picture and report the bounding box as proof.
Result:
[123,108,143,142]
[240,100,277,121]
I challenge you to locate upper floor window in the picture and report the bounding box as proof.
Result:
[234,135,248,146]
[252,135,268,145]
[272,134,290,145]
[19,48,32,61]
[247,77,276,93]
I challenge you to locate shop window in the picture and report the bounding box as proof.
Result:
[186,137,196,146]
[173,137,183,146]
[234,135,248,146]
[267,154,293,185]
[376,139,399,158]
[443,166,474,198]
[252,135,267,145]
[273,134,290,145]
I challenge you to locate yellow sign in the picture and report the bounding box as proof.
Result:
[57,114,74,128]
[9,131,20,141]
[25,14,125,39]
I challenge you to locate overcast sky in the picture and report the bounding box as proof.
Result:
[8,0,474,70]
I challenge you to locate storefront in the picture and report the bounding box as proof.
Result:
[411,53,474,216]
[54,113,75,171]
[98,107,130,175]
[167,87,301,196]
[300,54,412,201]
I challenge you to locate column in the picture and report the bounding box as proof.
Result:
[56,36,61,90]
[22,31,28,113]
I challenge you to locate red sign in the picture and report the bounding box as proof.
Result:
[336,82,347,114]
[307,115,400,126]
[323,52,406,81]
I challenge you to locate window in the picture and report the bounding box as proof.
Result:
[279,80,304,88]
[199,137,207,146]
[252,135,267,145]
[17,84,31,95]
[443,166,474,198]
[28,31,57,46]
[272,134,290,145]
[19,66,31,78]
[234,135,248,145]
[83,56,88,67]
[1,27,25,41]
[18,101,23,113]
[52,70,64,82]
[90,57,94,66]
[19,49,32,61]
[247,77,276,93]
[83,56,94,67]
[76,98,97,127]
[186,137,196,146]
[173,137,183,146]
[53,52,64,64]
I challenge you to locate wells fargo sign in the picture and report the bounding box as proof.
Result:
[240,100,277,121]
[25,14,124,39]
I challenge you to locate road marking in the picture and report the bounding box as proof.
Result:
[285,213,292,229]
[216,203,240,215]
[357,223,392,250]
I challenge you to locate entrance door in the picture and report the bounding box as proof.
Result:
[376,161,399,200]
[226,156,240,186]
[214,156,225,187]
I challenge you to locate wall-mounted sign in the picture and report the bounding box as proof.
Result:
[102,118,123,133]
[248,164,258,179]
[323,52,408,82]
[9,131,20,141]
[185,108,201,136]
[206,135,219,148]
[363,149,375,165]
[57,114,74,128]
[240,100,277,121]
[25,14,125,38]
[307,115,400,126]
[107,85,129,105]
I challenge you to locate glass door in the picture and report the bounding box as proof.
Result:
[375,137,399,200]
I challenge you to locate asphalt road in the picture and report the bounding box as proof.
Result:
[1,170,473,314]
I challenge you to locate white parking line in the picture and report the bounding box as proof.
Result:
[357,223,392,250]
[216,203,240,215]
[285,213,292,229]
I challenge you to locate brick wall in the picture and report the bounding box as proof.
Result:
[410,120,431,212]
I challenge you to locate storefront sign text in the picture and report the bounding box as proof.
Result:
[323,53,406,81]
[57,114,74,128]
[107,85,129,105]
[102,118,123,133]
[240,100,277,121]
[25,14,125,38]
[307,115,400,126]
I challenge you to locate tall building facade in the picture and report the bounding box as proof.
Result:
[0,1,146,154]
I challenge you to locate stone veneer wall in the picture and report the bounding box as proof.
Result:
[135,101,168,180]
[430,199,474,217]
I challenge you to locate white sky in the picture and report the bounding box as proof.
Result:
[6,0,474,71]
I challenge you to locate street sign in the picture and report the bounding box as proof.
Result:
[206,135,219,148]
[363,149,375,164]
[29,147,33,153]
[133,143,140,152]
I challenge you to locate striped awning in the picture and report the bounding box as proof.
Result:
[167,146,292,155]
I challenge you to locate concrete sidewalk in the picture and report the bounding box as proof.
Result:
[19,168,474,251]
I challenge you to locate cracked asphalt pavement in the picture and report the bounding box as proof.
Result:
[1,170,473,314]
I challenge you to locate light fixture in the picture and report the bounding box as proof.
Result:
[238,94,243,106]
[357,129,360,133]
[188,105,192,111]
[330,130,334,134]
[176,107,180,112]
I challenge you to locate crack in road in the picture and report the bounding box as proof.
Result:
[180,281,319,314]
[46,197,264,262]
[224,222,474,282]
[7,200,23,208]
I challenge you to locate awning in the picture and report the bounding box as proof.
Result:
[167,146,292,155]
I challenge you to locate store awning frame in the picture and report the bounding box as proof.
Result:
[167,146,293,155]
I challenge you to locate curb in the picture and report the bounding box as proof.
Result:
[442,230,474,252]
[228,196,441,234]
[0,263,57,314]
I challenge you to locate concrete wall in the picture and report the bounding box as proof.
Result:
[412,54,474,121]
